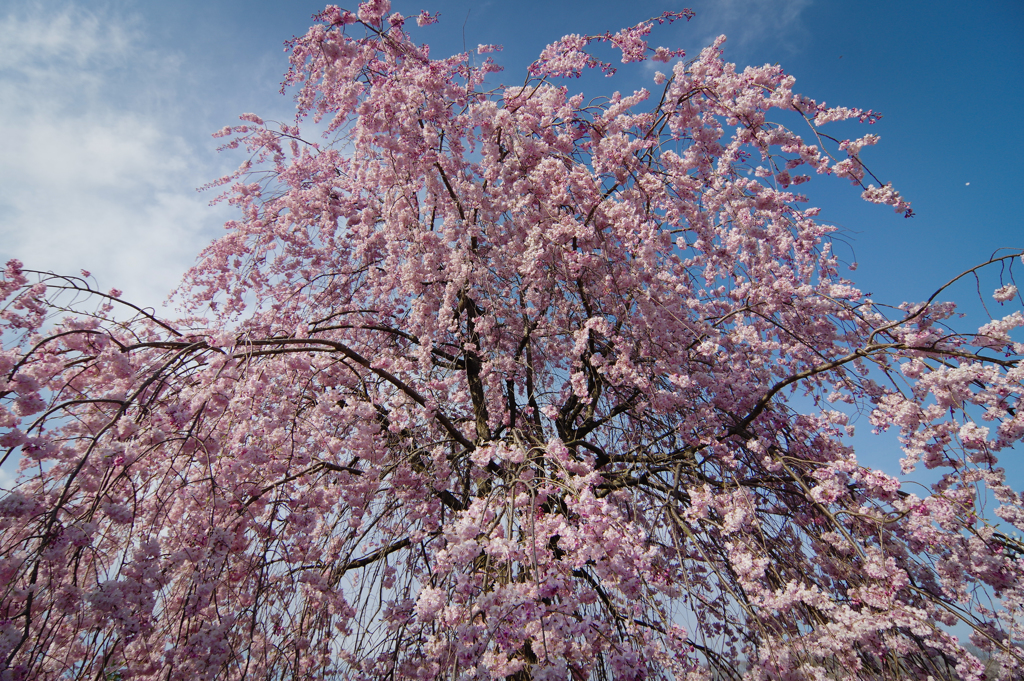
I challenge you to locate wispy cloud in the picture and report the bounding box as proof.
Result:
[677,0,814,62]
[0,3,230,310]
[0,6,135,75]
[0,464,15,491]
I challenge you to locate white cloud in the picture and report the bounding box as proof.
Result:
[0,6,134,74]
[0,462,15,491]
[684,0,814,62]
[0,3,230,311]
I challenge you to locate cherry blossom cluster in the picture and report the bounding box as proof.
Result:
[528,11,692,78]
[1,2,1021,679]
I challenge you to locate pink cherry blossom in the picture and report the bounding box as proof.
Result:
[994,283,1019,303]
[0,3,1022,679]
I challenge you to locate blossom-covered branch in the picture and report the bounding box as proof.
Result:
[1,2,1022,679]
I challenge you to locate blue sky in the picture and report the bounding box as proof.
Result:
[0,0,1021,487]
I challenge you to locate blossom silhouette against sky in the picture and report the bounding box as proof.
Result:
[0,2,1022,673]
[0,0,1021,487]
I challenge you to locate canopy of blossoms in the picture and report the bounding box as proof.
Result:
[1,2,1022,679]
